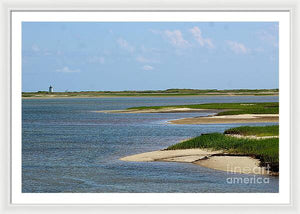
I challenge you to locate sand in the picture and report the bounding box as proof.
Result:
[101,107,277,174]
[120,149,269,175]
[95,108,218,114]
[194,156,268,175]
[169,114,279,124]
[120,149,222,162]
[96,107,278,125]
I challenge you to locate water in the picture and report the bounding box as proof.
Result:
[22,96,279,193]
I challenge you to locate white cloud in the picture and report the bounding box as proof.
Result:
[226,40,249,54]
[56,66,80,73]
[31,44,40,52]
[140,45,162,54]
[256,30,278,47]
[88,56,105,64]
[117,38,134,52]
[136,56,159,63]
[148,29,161,34]
[142,65,154,71]
[163,30,190,48]
[189,27,214,49]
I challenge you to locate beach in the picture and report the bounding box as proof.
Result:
[95,107,219,114]
[169,113,279,124]
[117,107,278,175]
[120,148,269,175]
[98,107,279,125]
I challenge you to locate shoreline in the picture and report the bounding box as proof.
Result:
[169,114,279,125]
[94,108,220,114]
[120,149,270,175]
[96,107,279,125]
[22,94,279,99]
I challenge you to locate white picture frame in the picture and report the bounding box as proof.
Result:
[11,10,290,205]
[0,0,299,213]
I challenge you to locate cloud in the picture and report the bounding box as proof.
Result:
[226,40,249,54]
[140,45,162,54]
[256,29,278,47]
[31,44,40,52]
[44,51,52,56]
[163,30,190,48]
[88,56,105,64]
[142,65,154,71]
[56,66,80,73]
[117,38,134,52]
[189,27,214,48]
[136,56,159,63]
[148,29,161,35]
[56,50,62,55]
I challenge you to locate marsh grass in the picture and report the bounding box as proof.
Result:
[224,125,279,137]
[167,126,279,172]
[128,102,279,116]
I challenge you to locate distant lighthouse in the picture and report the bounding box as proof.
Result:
[49,85,53,93]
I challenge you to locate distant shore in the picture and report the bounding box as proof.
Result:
[22,95,121,99]
[22,89,279,99]
[22,94,279,99]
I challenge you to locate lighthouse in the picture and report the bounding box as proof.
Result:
[49,85,53,93]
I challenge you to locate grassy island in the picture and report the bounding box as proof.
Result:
[167,125,279,172]
[224,125,279,137]
[128,102,279,116]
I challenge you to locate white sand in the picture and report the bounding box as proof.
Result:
[95,107,279,125]
[210,114,278,119]
[94,108,214,114]
[120,149,221,162]
[170,114,279,124]
[120,149,269,175]
[195,156,268,175]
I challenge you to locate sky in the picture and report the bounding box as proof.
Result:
[22,22,279,92]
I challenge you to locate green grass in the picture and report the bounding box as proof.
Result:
[22,88,279,98]
[167,133,279,171]
[128,102,279,116]
[166,125,279,172]
[224,125,279,137]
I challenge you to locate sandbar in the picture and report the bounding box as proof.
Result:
[169,114,279,124]
[194,156,268,175]
[120,149,269,175]
[95,108,218,114]
[96,108,278,125]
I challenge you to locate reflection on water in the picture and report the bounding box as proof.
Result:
[22,96,279,193]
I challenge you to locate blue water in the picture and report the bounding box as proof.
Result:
[22,96,279,193]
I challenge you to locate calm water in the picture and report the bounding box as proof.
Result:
[22,96,279,193]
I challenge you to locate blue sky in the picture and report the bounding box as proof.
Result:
[22,22,278,92]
